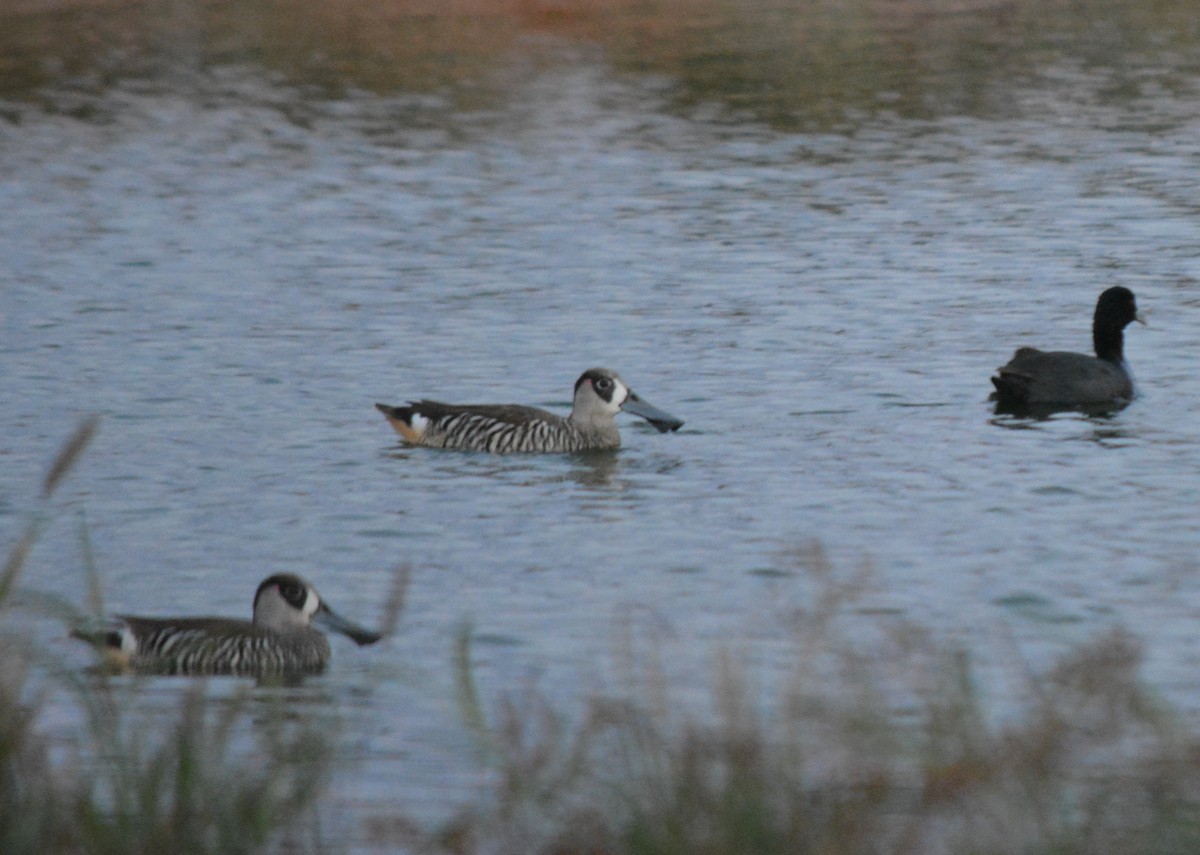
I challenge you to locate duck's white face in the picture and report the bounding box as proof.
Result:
[253,575,319,631]
[575,370,628,418]
[571,368,685,433]
[252,573,384,645]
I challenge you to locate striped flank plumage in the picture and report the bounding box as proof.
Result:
[376,368,684,454]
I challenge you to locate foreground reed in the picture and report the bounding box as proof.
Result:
[420,548,1200,855]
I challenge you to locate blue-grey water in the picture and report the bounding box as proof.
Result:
[4,1,1200,847]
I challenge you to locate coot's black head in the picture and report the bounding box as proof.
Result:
[1094,286,1140,330]
[1093,286,1144,361]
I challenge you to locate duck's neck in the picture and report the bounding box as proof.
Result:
[569,412,620,447]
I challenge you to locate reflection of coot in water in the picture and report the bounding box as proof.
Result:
[991,287,1145,415]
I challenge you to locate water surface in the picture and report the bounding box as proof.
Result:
[3,0,1200,845]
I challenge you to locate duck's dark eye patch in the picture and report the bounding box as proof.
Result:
[280,583,305,606]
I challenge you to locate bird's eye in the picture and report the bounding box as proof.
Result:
[596,378,612,391]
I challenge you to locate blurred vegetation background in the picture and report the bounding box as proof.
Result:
[3,0,1199,128]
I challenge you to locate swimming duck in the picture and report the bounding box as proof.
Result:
[375,367,684,453]
[72,573,381,676]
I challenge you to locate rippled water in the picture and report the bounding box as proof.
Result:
[4,0,1200,845]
